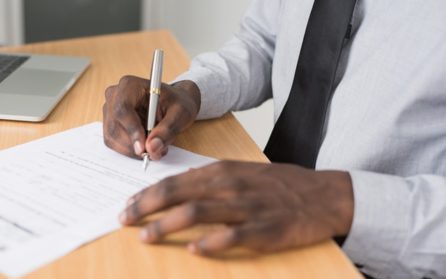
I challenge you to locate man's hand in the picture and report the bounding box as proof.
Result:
[119,161,354,256]
[103,76,201,160]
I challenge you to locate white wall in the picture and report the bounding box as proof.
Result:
[142,0,274,149]
[143,0,250,56]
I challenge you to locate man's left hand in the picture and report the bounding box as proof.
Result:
[120,161,354,255]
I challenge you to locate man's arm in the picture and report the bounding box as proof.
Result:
[344,171,446,278]
[174,0,281,120]
[120,161,355,254]
[102,0,281,159]
[118,161,446,278]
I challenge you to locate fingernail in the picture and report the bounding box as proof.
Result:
[150,137,164,153]
[140,229,151,242]
[119,211,127,224]
[127,197,136,206]
[187,243,198,254]
[134,141,144,156]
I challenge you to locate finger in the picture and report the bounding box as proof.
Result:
[113,103,146,157]
[104,85,117,100]
[103,112,138,158]
[116,75,150,107]
[103,128,134,157]
[189,220,283,256]
[139,200,251,243]
[187,227,241,256]
[145,105,186,160]
[152,146,169,161]
[114,76,150,156]
[121,163,237,225]
[145,137,164,161]
[104,86,133,156]
[120,172,209,225]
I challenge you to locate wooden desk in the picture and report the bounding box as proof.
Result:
[0,31,361,279]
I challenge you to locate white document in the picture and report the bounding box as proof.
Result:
[0,122,215,278]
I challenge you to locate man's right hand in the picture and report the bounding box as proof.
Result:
[103,76,201,160]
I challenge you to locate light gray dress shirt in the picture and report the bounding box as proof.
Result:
[174,0,446,278]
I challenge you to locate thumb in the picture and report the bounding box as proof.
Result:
[145,106,183,160]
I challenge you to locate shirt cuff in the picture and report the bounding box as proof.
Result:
[172,67,228,120]
[343,170,411,278]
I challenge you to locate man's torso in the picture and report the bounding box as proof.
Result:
[272,0,446,176]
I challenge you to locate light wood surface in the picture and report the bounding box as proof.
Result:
[0,31,361,279]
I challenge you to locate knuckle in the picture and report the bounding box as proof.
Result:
[113,102,130,119]
[214,176,239,189]
[104,86,115,100]
[147,220,162,239]
[156,178,177,202]
[232,177,249,193]
[226,176,244,186]
[183,202,203,223]
[119,75,134,85]
[127,125,140,139]
[213,175,243,192]
[246,200,267,213]
[211,161,233,173]
[227,227,242,245]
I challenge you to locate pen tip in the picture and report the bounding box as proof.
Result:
[142,154,150,172]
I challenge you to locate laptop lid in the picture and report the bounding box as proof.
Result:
[0,53,90,122]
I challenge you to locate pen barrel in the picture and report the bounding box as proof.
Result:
[149,49,164,90]
[147,93,159,131]
[147,49,164,131]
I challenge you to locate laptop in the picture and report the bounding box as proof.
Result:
[0,53,90,122]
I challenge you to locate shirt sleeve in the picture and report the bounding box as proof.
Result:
[173,0,280,120]
[343,171,446,279]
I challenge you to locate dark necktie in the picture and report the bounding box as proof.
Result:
[264,0,357,168]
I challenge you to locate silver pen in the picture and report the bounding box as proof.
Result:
[142,49,164,171]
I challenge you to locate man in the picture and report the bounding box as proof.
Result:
[102,0,446,278]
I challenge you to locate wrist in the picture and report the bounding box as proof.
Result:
[172,80,201,116]
[321,171,354,236]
